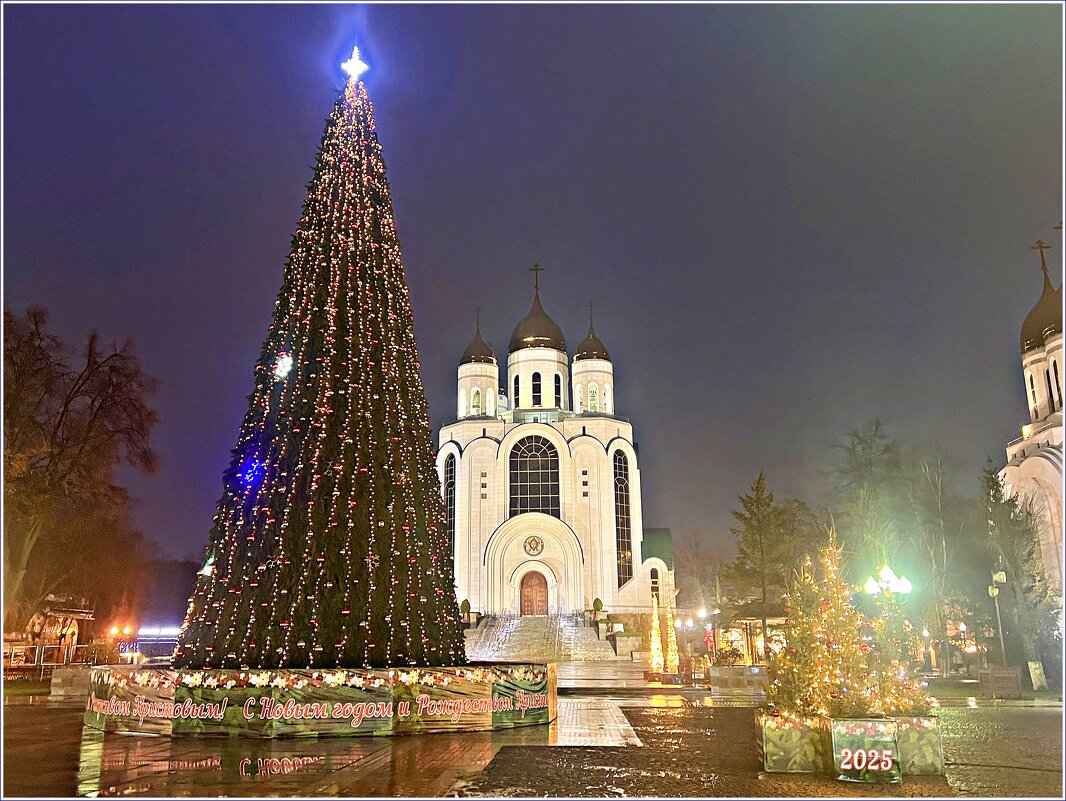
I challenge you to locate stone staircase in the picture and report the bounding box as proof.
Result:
[464,615,617,663]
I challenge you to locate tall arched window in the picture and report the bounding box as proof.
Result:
[471,388,482,416]
[443,454,456,553]
[1055,360,1063,408]
[509,436,560,518]
[575,385,583,413]
[513,375,520,409]
[554,374,563,408]
[613,450,633,587]
[532,372,542,406]
[1046,370,1057,413]
[1029,374,1039,420]
[650,568,660,602]
[588,384,600,413]
[604,384,612,414]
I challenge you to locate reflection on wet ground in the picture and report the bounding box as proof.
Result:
[4,690,1063,797]
[3,694,644,797]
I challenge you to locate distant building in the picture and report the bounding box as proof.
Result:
[1000,242,1063,591]
[437,275,674,617]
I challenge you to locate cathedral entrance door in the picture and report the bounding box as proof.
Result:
[520,571,548,616]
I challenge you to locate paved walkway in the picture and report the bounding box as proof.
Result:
[2,694,645,797]
[4,666,1062,797]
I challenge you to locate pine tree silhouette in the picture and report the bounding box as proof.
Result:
[174,75,465,670]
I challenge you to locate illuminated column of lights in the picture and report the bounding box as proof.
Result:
[664,602,679,674]
[648,595,664,672]
[173,48,464,670]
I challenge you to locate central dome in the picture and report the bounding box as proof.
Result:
[509,290,567,354]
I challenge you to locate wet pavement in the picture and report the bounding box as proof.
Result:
[3,674,1063,797]
[460,705,1064,798]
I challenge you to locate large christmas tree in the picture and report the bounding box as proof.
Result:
[174,50,465,670]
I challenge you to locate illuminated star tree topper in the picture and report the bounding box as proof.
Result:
[341,44,369,80]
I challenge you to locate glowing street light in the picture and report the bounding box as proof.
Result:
[864,565,912,595]
[697,607,707,619]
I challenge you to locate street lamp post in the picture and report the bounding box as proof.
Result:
[990,569,1007,665]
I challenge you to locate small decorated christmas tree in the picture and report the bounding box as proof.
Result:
[868,589,931,715]
[767,556,824,716]
[649,595,664,673]
[765,530,878,718]
[664,602,680,675]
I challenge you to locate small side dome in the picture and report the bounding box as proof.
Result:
[1021,245,1063,352]
[509,290,567,354]
[460,319,495,365]
[575,322,610,362]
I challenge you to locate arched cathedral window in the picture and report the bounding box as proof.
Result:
[614,450,633,587]
[471,388,482,416]
[443,454,456,554]
[532,372,542,406]
[1046,370,1057,413]
[509,436,560,518]
[514,375,520,409]
[575,385,582,413]
[1029,373,1039,421]
[589,384,600,413]
[1055,360,1063,408]
[554,374,563,408]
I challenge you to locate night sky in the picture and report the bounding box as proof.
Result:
[4,4,1062,565]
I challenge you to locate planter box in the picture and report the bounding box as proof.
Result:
[756,710,831,773]
[978,666,1022,700]
[893,715,944,775]
[828,718,901,784]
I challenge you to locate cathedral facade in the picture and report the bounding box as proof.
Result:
[436,277,674,617]
[1000,242,1064,591]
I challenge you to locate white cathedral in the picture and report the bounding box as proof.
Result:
[436,271,674,618]
[1000,240,1064,592]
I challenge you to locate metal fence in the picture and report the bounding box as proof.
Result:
[3,643,99,676]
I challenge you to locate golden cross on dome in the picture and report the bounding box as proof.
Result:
[529,263,543,291]
[1032,240,1052,272]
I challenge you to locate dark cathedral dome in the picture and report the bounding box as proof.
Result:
[509,290,567,354]
[574,323,611,362]
[460,321,495,365]
[1021,259,1063,353]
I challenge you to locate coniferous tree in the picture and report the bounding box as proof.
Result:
[867,589,931,715]
[982,466,1056,670]
[767,557,823,716]
[174,70,464,670]
[766,532,878,717]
